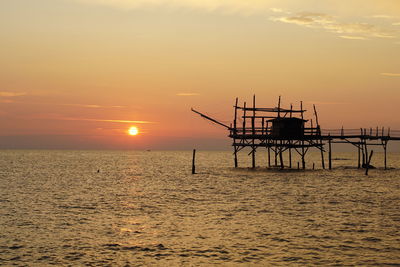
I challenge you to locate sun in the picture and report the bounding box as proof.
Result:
[128,126,139,136]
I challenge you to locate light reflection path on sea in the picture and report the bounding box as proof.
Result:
[0,150,399,266]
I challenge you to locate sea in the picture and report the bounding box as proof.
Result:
[0,150,399,266]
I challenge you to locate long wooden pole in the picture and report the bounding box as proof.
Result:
[192,149,196,174]
[301,101,305,169]
[267,121,271,168]
[234,97,238,168]
[384,141,388,170]
[279,142,284,169]
[328,134,332,170]
[278,96,281,118]
[365,150,374,176]
[252,95,256,169]
[313,105,325,169]
[289,140,292,168]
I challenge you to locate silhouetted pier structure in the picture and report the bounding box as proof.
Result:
[192,96,400,172]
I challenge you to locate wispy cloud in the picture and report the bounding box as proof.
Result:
[271,12,396,40]
[340,35,367,40]
[306,101,349,105]
[381,72,400,77]
[62,118,154,124]
[1,99,126,109]
[32,115,154,124]
[60,103,126,108]
[0,99,15,103]
[393,22,400,26]
[176,93,200,96]
[370,14,394,19]
[0,91,27,97]
[74,0,274,15]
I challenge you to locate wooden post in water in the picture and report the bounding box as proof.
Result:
[328,135,332,170]
[301,101,305,169]
[383,140,388,170]
[360,128,365,166]
[365,150,374,176]
[289,141,292,168]
[233,97,238,168]
[267,121,271,168]
[357,144,361,169]
[313,105,325,169]
[192,149,196,174]
[251,95,256,169]
[279,145,284,169]
[364,137,368,168]
[267,146,271,168]
[242,101,247,167]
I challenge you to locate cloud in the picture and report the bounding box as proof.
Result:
[340,35,367,40]
[0,99,15,103]
[0,91,27,97]
[272,12,334,26]
[370,14,394,19]
[44,116,155,124]
[176,93,200,96]
[271,12,396,39]
[393,22,400,26]
[60,103,126,108]
[270,7,285,13]
[306,101,349,105]
[74,0,276,15]
[381,72,400,77]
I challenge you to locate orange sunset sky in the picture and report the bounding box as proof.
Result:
[0,0,399,149]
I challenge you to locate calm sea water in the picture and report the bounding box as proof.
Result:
[0,150,399,266]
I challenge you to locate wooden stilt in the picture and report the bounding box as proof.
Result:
[328,136,332,170]
[233,97,238,168]
[267,146,271,168]
[364,138,368,168]
[301,101,305,169]
[383,140,388,170]
[365,150,374,176]
[289,141,292,168]
[251,95,256,169]
[320,138,325,169]
[279,147,284,169]
[192,149,196,174]
[357,144,361,169]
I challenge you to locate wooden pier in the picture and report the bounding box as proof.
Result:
[192,96,400,172]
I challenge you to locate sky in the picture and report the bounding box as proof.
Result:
[0,0,399,150]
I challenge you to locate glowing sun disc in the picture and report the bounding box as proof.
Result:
[128,126,139,136]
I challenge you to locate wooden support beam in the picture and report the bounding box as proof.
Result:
[252,95,256,169]
[278,96,281,118]
[320,140,325,169]
[234,97,238,168]
[301,101,305,169]
[328,135,332,170]
[192,149,196,174]
[279,144,284,170]
[289,141,292,168]
[275,140,278,167]
[365,150,374,176]
[383,140,388,170]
